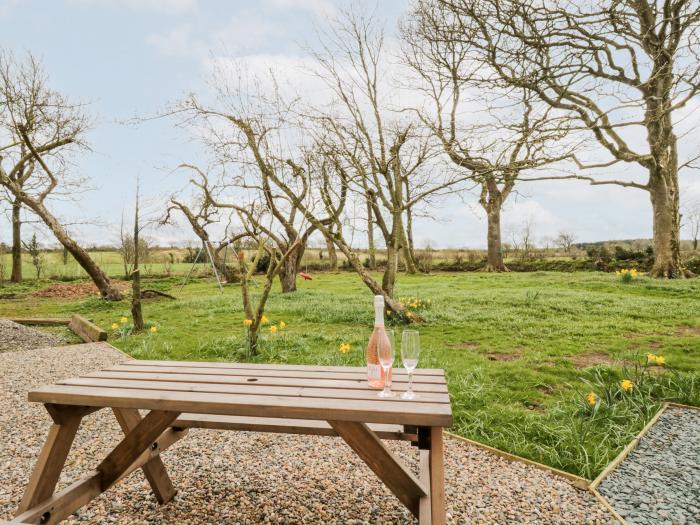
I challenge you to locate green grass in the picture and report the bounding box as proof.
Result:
[1,270,698,479]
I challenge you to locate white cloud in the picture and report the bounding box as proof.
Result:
[146,24,206,58]
[262,0,336,18]
[66,0,197,15]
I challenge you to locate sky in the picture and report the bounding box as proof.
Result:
[1,0,699,250]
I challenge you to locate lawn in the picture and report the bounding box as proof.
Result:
[1,270,698,478]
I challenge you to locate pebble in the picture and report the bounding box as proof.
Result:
[599,407,700,525]
[0,319,66,352]
[0,344,619,524]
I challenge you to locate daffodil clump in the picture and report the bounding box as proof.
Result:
[398,296,432,313]
[339,342,351,354]
[110,316,131,338]
[646,353,666,366]
[619,379,634,392]
[616,268,640,283]
[580,352,672,415]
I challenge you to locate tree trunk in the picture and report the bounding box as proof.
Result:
[131,187,144,331]
[694,237,698,251]
[403,207,418,274]
[17,194,123,300]
[382,243,399,298]
[11,198,22,282]
[325,232,338,271]
[366,197,376,270]
[279,244,304,293]
[210,242,237,283]
[483,205,508,272]
[649,173,686,277]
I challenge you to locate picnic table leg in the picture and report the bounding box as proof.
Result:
[113,408,178,504]
[429,427,446,525]
[16,405,85,514]
[13,412,185,525]
[328,420,427,520]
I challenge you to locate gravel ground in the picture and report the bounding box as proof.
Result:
[0,318,66,352]
[599,407,700,525]
[0,343,618,524]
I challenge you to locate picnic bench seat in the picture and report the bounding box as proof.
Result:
[13,359,452,525]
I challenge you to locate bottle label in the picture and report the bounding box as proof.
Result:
[367,363,382,381]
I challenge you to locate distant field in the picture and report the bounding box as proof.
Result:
[1,270,698,479]
[0,247,595,283]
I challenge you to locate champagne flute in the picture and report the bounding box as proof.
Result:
[400,330,420,400]
[377,329,395,398]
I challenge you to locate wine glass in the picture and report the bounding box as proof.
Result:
[400,330,420,400]
[377,329,396,398]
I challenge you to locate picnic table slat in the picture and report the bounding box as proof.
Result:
[106,364,446,383]
[125,359,445,376]
[29,384,453,427]
[59,377,451,404]
[174,413,417,440]
[84,370,448,393]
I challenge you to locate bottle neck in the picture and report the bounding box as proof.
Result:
[374,303,384,327]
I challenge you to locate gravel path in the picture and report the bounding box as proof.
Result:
[0,343,618,524]
[599,407,700,525]
[0,318,66,352]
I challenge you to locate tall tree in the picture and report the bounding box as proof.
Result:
[0,52,122,299]
[403,9,574,271]
[425,0,700,277]
[177,83,318,294]
[310,10,468,294]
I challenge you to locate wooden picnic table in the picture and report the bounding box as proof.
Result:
[12,360,453,525]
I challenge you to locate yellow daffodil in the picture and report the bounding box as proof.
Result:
[243,319,253,327]
[270,325,278,334]
[120,317,128,324]
[655,355,665,365]
[586,392,598,406]
[261,315,269,324]
[111,323,119,330]
[339,342,350,354]
[647,353,657,364]
[620,379,634,392]
[149,326,158,333]
[280,321,287,329]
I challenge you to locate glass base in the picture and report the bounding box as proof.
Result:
[377,389,396,398]
[400,390,416,400]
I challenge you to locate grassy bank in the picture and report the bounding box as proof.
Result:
[1,271,698,478]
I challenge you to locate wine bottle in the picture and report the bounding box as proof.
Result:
[367,295,391,388]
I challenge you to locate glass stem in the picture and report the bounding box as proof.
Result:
[408,371,414,394]
[383,366,391,394]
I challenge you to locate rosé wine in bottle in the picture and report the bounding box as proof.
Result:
[367,295,392,388]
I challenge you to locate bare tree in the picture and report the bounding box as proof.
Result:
[519,216,536,260]
[174,81,318,294]
[119,210,150,280]
[556,231,577,254]
[403,5,576,272]
[309,9,469,292]
[683,201,700,250]
[426,0,700,277]
[0,52,122,299]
